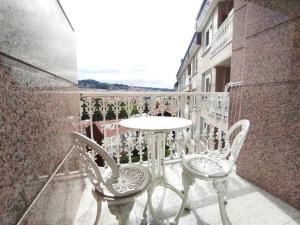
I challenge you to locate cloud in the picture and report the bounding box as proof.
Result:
[78,68,124,75]
[60,0,202,89]
[106,79,170,88]
[78,65,174,88]
[129,64,147,73]
[78,64,176,88]
[79,64,147,75]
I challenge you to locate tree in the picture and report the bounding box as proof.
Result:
[92,98,103,121]
[118,102,128,119]
[131,147,140,163]
[81,97,90,120]
[131,104,139,116]
[143,102,150,114]
[106,104,116,120]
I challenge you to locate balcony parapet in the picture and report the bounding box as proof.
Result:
[79,91,229,165]
[210,9,234,58]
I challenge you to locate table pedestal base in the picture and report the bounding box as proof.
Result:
[147,176,187,225]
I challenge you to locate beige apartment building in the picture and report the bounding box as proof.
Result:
[176,0,234,141]
[176,0,233,93]
[176,0,300,211]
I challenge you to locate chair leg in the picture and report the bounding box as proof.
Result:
[107,200,135,225]
[94,198,102,225]
[91,189,103,225]
[140,198,149,225]
[213,179,232,225]
[171,171,195,225]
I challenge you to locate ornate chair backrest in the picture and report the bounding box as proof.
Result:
[72,132,120,193]
[224,119,250,164]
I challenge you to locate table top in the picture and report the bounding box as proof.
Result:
[119,116,193,132]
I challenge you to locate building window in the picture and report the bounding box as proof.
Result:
[203,73,211,92]
[188,64,191,75]
[205,25,213,47]
[205,30,209,46]
[193,56,198,74]
[205,77,210,92]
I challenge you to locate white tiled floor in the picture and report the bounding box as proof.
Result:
[71,162,299,225]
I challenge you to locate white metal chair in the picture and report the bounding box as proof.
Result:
[72,132,151,225]
[172,119,250,225]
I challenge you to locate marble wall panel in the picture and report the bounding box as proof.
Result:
[233,0,247,11]
[230,48,244,81]
[236,82,300,209]
[246,0,300,38]
[230,0,300,210]
[243,18,299,85]
[237,131,299,208]
[240,82,299,123]
[291,19,300,79]
[0,58,79,225]
[232,5,247,50]
[0,0,77,83]
[18,152,87,225]
[0,0,79,223]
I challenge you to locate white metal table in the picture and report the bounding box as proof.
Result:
[119,116,193,225]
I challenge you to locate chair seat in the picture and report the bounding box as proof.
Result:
[99,164,151,198]
[182,154,231,179]
[113,164,150,193]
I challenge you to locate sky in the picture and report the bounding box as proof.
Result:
[60,0,202,88]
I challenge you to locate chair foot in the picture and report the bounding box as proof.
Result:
[141,199,149,224]
[184,204,191,211]
[213,180,232,225]
[180,190,191,211]
[140,218,147,225]
[224,196,228,205]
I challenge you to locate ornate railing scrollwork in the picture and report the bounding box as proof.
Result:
[80,92,229,164]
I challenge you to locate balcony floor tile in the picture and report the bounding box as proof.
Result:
[66,162,300,225]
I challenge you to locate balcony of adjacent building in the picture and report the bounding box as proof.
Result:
[215,58,231,92]
[177,65,193,92]
[210,8,233,60]
[197,57,231,95]
[196,0,234,62]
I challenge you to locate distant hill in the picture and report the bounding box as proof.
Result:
[79,79,174,92]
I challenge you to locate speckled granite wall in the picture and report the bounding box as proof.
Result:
[0,0,79,224]
[232,0,300,209]
[17,151,86,225]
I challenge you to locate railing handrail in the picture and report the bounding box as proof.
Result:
[225,81,243,92]
[80,91,228,97]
